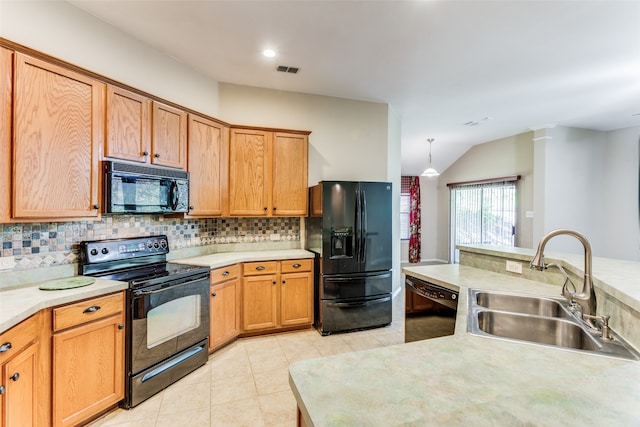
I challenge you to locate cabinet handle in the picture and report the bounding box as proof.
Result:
[211,292,217,297]
[0,385,4,395]
[256,266,265,271]
[83,305,101,314]
[222,271,230,276]
[292,263,301,268]
[0,342,11,353]
[118,324,125,330]
[93,204,100,210]
[143,151,149,156]
[154,153,160,158]
[9,373,19,382]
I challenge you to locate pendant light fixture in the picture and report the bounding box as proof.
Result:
[421,138,440,177]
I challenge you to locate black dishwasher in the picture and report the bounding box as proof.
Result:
[404,276,459,343]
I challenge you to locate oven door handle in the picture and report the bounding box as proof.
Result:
[132,276,207,297]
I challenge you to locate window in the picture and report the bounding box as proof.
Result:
[400,193,410,240]
[450,180,517,263]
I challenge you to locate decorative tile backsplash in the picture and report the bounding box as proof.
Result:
[0,215,300,272]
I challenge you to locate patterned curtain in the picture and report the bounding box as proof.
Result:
[408,176,421,263]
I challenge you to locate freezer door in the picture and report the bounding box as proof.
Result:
[319,294,392,335]
[360,182,392,272]
[321,271,392,300]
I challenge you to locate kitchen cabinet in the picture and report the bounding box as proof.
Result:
[152,101,187,169]
[242,259,313,333]
[52,292,125,427]
[0,47,11,222]
[187,114,229,217]
[229,128,309,217]
[0,312,49,427]
[13,53,103,220]
[209,264,241,351]
[105,85,152,163]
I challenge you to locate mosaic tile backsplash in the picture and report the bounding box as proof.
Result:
[1,215,300,272]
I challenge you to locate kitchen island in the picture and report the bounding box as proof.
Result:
[289,247,640,426]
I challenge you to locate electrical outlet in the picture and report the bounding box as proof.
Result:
[0,256,16,270]
[506,260,523,274]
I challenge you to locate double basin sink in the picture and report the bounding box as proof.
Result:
[467,289,640,360]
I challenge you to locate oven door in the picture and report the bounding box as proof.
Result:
[129,274,210,374]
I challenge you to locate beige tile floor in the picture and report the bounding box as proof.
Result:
[88,320,405,427]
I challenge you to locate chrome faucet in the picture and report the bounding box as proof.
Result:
[529,229,597,317]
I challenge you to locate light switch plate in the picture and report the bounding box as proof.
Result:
[506,260,523,274]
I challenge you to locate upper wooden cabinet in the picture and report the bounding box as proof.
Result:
[105,85,151,163]
[152,101,187,169]
[0,47,12,223]
[12,53,103,220]
[187,114,229,217]
[229,128,308,217]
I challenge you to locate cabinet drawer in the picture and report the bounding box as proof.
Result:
[0,311,40,364]
[53,292,124,332]
[211,264,241,284]
[281,259,312,273]
[243,261,278,276]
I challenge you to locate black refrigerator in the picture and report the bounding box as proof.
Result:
[307,181,392,335]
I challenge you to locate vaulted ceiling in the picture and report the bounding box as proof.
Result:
[67,0,640,175]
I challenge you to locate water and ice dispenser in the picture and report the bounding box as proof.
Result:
[331,227,353,258]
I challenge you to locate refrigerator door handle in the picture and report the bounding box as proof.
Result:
[333,296,391,308]
[361,189,367,264]
[354,186,361,263]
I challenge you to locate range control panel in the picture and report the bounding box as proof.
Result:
[82,235,169,264]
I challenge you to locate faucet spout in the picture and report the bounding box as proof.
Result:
[529,229,596,316]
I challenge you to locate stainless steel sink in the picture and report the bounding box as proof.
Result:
[475,290,572,318]
[476,310,601,351]
[467,289,640,360]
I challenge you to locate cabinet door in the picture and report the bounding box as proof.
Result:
[0,47,11,222]
[210,278,240,350]
[105,85,151,163]
[188,114,229,216]
[229,129,271,216]
[243,274,278,331]
[272,132,308,216]
[13,53,103,219]
[53,313,124,427]
[1,341,38,427]
[152,101,187,169]
[280,271,313,327]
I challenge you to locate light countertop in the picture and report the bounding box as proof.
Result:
[289,262,640,426]
[0,248,315,334]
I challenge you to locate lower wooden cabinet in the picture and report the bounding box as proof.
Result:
[210,264,241,351]
[242,259,313,333]
[0,312,48,427]
[52,292,125,427]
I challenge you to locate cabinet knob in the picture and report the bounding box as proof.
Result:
[273,207,276,211]
[292,263,301,268]
[142,151,149,156]
[93,204,100,210]
[256,266,265,271]
[83,305,101,314]
[118,324,125,330]
[222,271,230,276]
[189,205,195,210]
[0,385,4,395]
[211,292,217,297]
[154,153,160,158]
[263,207,268,211]
[272,281,276,285]
[282,280,286,284]
[9,373,19,382]
[0,342,11,353]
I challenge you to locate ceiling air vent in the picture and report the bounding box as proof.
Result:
[277,65,299,74]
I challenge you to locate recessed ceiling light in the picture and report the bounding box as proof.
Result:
[263,49,276,58]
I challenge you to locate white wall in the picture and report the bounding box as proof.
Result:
[602,126,640,260]
[0,0,219,117]
[539,127,607,255]
[386,106,402,291]
[218,83,390,185]
[434,132,535,261]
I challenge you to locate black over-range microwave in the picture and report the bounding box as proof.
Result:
[104,161,189,214]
